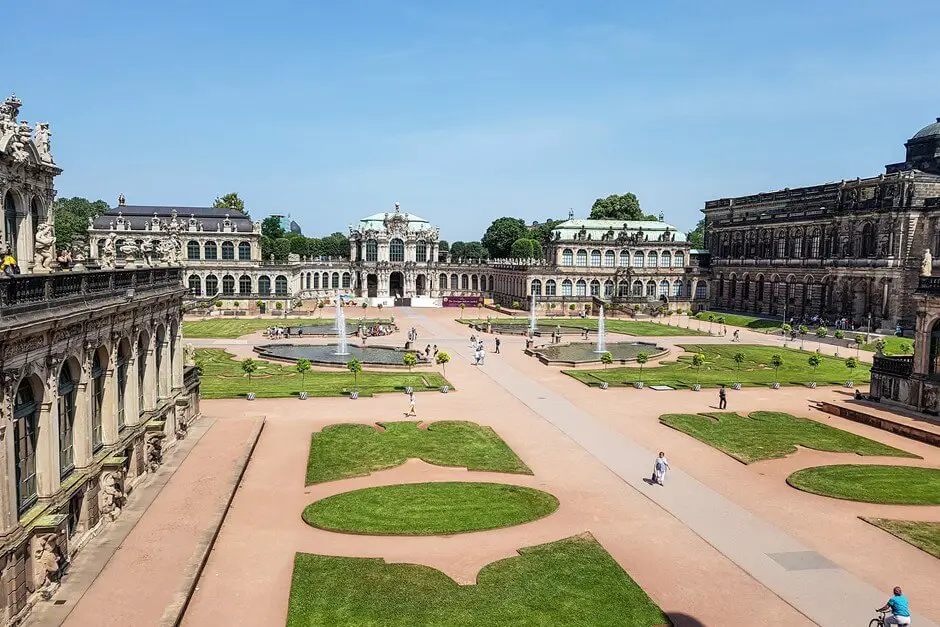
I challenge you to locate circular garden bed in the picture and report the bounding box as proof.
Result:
[786,465,940,505]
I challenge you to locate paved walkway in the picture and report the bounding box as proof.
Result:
[50,415,263,627]
[410,309,939,627]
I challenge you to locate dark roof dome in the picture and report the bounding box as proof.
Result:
[912,117,940,140]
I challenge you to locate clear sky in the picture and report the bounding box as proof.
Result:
[7,0,940,240]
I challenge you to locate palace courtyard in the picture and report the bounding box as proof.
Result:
[31,308,940,627]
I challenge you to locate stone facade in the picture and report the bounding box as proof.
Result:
[703,117,940,331]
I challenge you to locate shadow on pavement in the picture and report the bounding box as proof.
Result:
[666,612,707,626]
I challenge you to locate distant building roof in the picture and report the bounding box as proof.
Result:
[553,219,687,243]
[93,204,253,233]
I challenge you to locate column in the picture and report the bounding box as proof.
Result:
[101,355,118,446]
[72,354,93,470]
[1,383,19,533]
[126,342,142,428]
[145,338,156,411]
[36,383,60,498]
[172,324,184,391]
[158,337,171,401]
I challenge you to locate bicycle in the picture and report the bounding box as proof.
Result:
[870,610,910,626]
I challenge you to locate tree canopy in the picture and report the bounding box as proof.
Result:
[261,216,285,239]
[450,241,488,261]
[53,197,110,249]
[212,192,247,215]
[687,218,706,248]
[509,238,543,260]
[260,228,349,262]
[482,217,527,258]
[531,219,563,246]
[589,193,657,221]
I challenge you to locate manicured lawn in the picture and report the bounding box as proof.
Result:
[659,411,915,464]
[787,465,940,504]
[693,310,782,331]
[183,317,391,338]
[306,421,531,484]
[303,482,559,535]
[861,336,914,356]
[565,344,870,389]
[287,534,670,627]
[461,317,707,337]
[196,349,449,399]
[863,518,940,559]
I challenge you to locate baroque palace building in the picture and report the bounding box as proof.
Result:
[0,96,200,623]
[703,116,940,331]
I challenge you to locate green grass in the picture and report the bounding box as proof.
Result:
[196,349,449,399]
[303,482,559,535]
[287,533,670,627]
[564,344,871,389]
[861,336,914,356]
[461,317,707,337]
[787,465,940,504]
[306,421,531,484]
[863,518,940,559]
[659,411,916,464]
[183,317,392,338]
[693,310,782,331]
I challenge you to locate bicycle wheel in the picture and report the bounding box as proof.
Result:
[869,619,882,627]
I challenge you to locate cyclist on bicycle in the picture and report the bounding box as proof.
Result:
[876,586,911,625]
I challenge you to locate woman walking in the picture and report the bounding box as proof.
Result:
[652,452,670,486]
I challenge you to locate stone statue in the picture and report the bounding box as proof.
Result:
[120,241,138,259]
[922,248,933,277]
[31,534,61,595]
[34,122,53,163]
[99,470,125,521]
[140,239,155,267]
[118,193,125,206]
[184,342,196,366]
[33,221,56,273]
[9,122,30,163]
[146,431,165,472]
[101,232,117,269]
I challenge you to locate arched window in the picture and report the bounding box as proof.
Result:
[589,279,600,296]
[14,379,40,512]
[488,276,495,291]
[461,274,469,290]
[138,335,147,412]
[155,328,164,400]
[633,252,644,267]
[389,238,404,262]
[331,272,339,289]
[730,276,737,298]
[205,274,219,295]
[561,279,573,297]
[365,239,378,262]
[562,249,573,266]
[601,250,614,267]
[661,251,671,267]
[576,250,587,267]
[439,273,448,289]
[929,320,940,378]
[221,241,235,260]
[188,275,201,296]
[673,279,683,297]
[342,272,351,289]
[305,273,310,290]
[619,250,630,266]
[618,280,628,297]
[238,241,251,260]
[187,240,200,260]
[576,279,587,296]
[632,280,643,296]
[590,250,601,267]
[92,350,105,452]
[415,241,427,262]
[531,279,542,296]
[451,273,458,289]
[257,276,271,295]
[810,229,822,258]
[545,279,556,296]
[696,281,708,299]
[674,251,685,267]
[222,275,235,295]
[275,275,288,296]
[646,280,656,297]
[313,273,320,289]
[321,272,329,288]
[58,363,77,478]
[239,275,252,295]
[117,341,129,432]
[604,280,614,297]
[30,198,41,236]
[647,251,658,267]
[4,191,18,256]
[659,280,669,297]
[204,241,218,260]
[860,223,876,258]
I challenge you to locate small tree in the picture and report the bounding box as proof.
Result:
[707,314,715,333]
[347,358,362,392]
[636,351,649,379]
[295,358,311,385]
[402,352,418,371]
[435,351,451,377]
[845,356,858,383]
[241,358,258,385]
[834,329,845,341]
[233,300,240,309]
[275,302,283,311]
[691,353,706,386]
[512,301,521,310]
[816,326,827,351]
[633,304,641,317]
[854,334,865,357]
[570,304,577,313]
[459,303,466,321]
[900,341,913,355]
[317,300,325,317]
[808,354,820,384]
[733,351,746,373]
[377,303,384,310]
[771,354,783,382]
[781,323,791,342]
[717,315,726,327]
[361,302,368,311]
[874,338,887,355]
[798,324,809,349]
[255,299,263,309]
[215,301,223,309]
[600,351,613,370]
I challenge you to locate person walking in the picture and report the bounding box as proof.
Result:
[652,452,670,486]
[495,337,501,354]
[732,329,739,342]
[405,391,417,417]
[718,384,727,409]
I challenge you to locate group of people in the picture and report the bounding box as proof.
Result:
[265,326,293,339]
[419,344,439,362]
[468,335,487,366]
[361,324,393,338]
[407,327,419,343]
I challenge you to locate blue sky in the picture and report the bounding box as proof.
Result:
[7,0,940,240]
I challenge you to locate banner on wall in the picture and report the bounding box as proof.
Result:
[442,296,484,308]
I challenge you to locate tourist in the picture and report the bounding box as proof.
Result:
[652,452,670,486]
[718,384,727,409]
[57,249,72,269]
[425,344,431,359]
[876,587,911,625]
[1,252,15,276]
[495,337,501,354]
[732,329,739,342]
[855,389,864,401]
[405,391,417,417]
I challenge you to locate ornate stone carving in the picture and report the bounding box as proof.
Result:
[32,220,56,273]
[922,248,933,277]
[146,431,165,472]
[184,343,196,367]
[101,232,117,269]
[34,122,53,163]
[30,533,61,595]
[99,470,126,521]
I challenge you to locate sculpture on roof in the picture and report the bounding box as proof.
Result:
[140,238,154,267]
[101,232,117,269]
[922,248,933,277]
[118,193,126,206]
[9,121,31,163]
[0,94,21,134]
[34,122,53,163]
[33,221,56,273]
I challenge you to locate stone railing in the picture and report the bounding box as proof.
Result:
[0,268,183,321]
[183,364,200,390]
[871,355,914,378]
[915,275,940,295]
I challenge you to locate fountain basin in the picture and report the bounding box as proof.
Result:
[254,343,423,368]
[471,322,588,336]
[526,341,667,367]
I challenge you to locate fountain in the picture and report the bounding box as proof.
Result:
[334,297,349,356]
[529,296,538,335]
[595,305,606,353]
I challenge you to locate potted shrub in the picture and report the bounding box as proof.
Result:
[770,354,783,389]
[707,314,715,334]
[569,304,577,314]
[512,301,521,310]
[834,329,845,356]
[435,351,450,378]
[361,302,368,311]
[635,351,649,389]
[732,351,745,389]
[633,304,641,318]
[816,326,827,351]
[807,354,820,388]
[347,358,362,399]
[600,351,613,370]
[402,352,418,371]
[873,338,887,355]
[690,353,705,391]
[844,356,857,387]
[295,358,311,391]
[781,323,792,343]
[798,324,809,350]
[241,358,258,393]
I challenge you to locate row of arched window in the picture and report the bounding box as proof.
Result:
[359,239,430,263]
[186,240,252,261]
[3,190,45,258]
[437,273,495,291]
[529,278,707,299]
[303,271,352,290]
[188,274,290,296]
[561,249,686,268]
[715,224,893,260]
